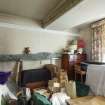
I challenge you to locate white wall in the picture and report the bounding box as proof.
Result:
[0,14,76,71]
[0,26,71,71]
[79,26,91,61]
[0,26,70,54]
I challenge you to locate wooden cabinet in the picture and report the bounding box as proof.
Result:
[61,53,69,71]
[61,53,87,80]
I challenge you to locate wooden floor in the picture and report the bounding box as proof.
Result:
[66,96,105,105]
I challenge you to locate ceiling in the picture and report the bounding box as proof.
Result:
[0,0,103,33]
[47,0,105,32]
[0,0,83,29]
[0,0,60,20]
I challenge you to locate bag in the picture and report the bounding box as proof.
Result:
[65,81,77,99]
[76,81,90,97]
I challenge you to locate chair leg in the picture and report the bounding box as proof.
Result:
[81,74,83,83]
[75,72,76,81]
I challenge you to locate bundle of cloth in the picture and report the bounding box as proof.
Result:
[0,71,18,105]
[50,92,70,105]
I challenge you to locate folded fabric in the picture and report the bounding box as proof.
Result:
[50,93,70,105]
[0,72,11,84]
[32,93,51,105]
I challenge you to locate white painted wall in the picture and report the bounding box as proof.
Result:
[0,26,70,54]
[0,14,76,71]
[0,26,70,71]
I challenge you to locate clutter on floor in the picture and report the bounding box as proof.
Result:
[1,61,105,105]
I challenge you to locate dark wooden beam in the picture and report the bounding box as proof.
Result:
[42,0,83,28]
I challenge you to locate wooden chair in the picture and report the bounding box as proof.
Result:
[74,64,86,83]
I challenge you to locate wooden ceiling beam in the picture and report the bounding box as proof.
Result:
[42,0,83,28]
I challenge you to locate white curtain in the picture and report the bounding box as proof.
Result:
[86,64,105,96]
[91,19,105,62]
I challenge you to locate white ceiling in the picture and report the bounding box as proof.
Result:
[46,0,105,31]
[0,0,60,20]
[0,0,105,33]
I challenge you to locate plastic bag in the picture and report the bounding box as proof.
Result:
[65,81,77,99]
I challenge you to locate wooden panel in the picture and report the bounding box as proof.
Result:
[61,53,69,71]
[26,81,48,90]
[61,53,87,80]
